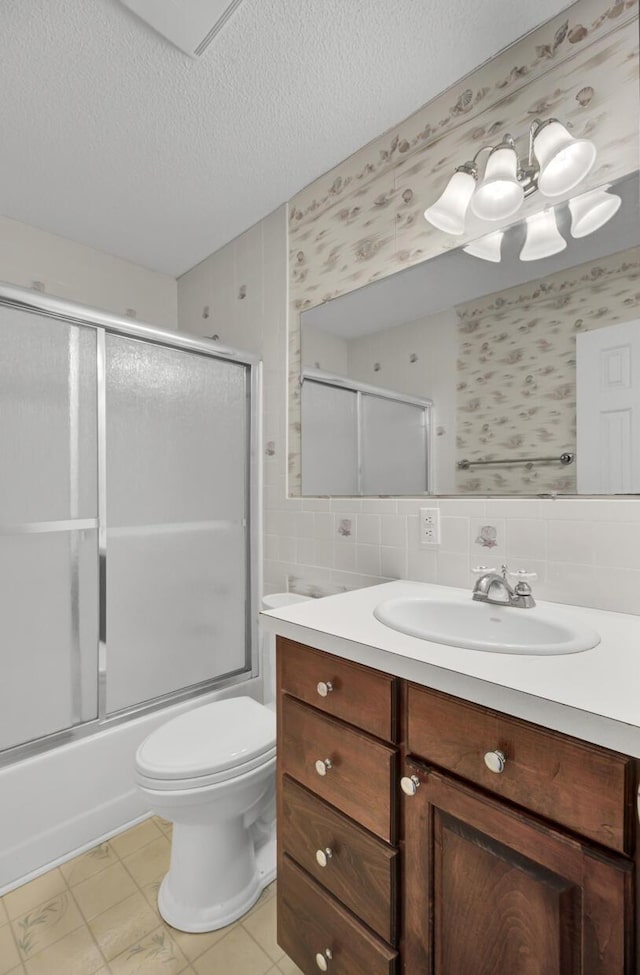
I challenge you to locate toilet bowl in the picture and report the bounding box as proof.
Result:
[134,592,310,932]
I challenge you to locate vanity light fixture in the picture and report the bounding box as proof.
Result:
[519,209,567,262]
[462,230,504,263]
[462,182,623,262]
[569,185,622,238]
[424,117,596,236]
[469,139,524,222]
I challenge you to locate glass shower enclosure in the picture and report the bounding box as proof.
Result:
[0,284,260,763]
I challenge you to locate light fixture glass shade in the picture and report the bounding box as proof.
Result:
[534,121,596,197]
[424,169,476,235]
[470,146,524,221]
[463,230,504,262]
[569,186,622,238]
[520,210,566,261]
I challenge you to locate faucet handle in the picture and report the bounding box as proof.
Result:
[471,565,496,574]
[506,568,537,581]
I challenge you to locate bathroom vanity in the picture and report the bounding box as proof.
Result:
[262,581,640,974]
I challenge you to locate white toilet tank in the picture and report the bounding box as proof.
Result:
[260,592,311,707]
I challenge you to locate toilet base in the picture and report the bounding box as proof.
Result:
[157,824,276,933]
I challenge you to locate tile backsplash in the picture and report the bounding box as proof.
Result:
[264,493,640,615]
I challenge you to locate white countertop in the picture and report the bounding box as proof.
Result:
[260,580,640,758]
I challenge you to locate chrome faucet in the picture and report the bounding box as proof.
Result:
[472,564,536,609]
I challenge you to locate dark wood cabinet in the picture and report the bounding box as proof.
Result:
[276,637,400,974]
[403,759,633,974]
[276,637,639,975]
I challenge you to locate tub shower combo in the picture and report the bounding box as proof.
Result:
[0,284,260,890]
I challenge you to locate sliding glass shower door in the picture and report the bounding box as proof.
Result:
[0,288,258,761]
[0,308,99,752]
[104,335,250,713]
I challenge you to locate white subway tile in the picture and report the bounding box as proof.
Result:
[592,522,640,570]
[440,516,469,554]
[356,544,382,577]
[506,519,547,562]
[407,548,438,582]
[296,537,317,565]
[485,499,539,519]
[546,520,594,565]
[302,498,332,511]
[588,567,640,614]
[330,498,362,514]
[315,539,333,567]
[360,499,398,514]
[437,552,470,588]
[313,512,333,540]
[542,561,597,608]
[295,511,316,537]
[357,514,381,546]
[438,499,486,519]
[381,515,407,548]
[380,546,408,580]
[396,499,424,516]
[333,543,356,572]
[277,536,297,562]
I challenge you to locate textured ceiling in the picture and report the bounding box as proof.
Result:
[1,0,575,276]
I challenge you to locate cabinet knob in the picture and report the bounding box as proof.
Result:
[400,774,421,796]
[315,949,333,971]
[484,750,506,774]
[316,680,334,697]
[316,847,333,868]
[315,758,333,777]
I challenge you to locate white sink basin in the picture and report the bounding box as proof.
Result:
[373,597,600,655]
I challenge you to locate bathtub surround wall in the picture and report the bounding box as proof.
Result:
[0,215,178,328]
[178,0,640,617]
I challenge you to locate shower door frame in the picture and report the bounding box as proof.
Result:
[0,283,262,768]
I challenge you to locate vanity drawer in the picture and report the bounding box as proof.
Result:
[280,695,397,843]
[406,684,633,853]
[277,637,397,741]
[281,775,398,944]
[278,855,398,975]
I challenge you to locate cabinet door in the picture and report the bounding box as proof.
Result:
[402,762,633,975]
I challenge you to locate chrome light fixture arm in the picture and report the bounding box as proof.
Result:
[424,115,598,243]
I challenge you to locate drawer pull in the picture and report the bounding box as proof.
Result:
[316,680,334,697]
[315,758,333,776]
[484,750,507,774]
[315,948,333,971]
[401,774,421,796]
[315,847,333,867]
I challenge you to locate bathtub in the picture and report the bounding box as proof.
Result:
[0,678,261,894]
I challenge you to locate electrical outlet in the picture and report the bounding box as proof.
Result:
[419,507,440,545]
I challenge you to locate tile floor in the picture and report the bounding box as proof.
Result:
[0,817,303,975]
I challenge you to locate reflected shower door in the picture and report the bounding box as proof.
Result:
[361,395,429,495]
[104,335,250,713]
[0,308,99,751]
[301,380,358,495]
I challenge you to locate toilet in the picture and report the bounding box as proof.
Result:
[134,592,310,933]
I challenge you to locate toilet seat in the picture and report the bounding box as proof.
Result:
[135,697,275,791]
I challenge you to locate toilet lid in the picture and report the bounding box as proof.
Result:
[135,697,276,781]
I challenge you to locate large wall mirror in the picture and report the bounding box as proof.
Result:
[300,171,640,498]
